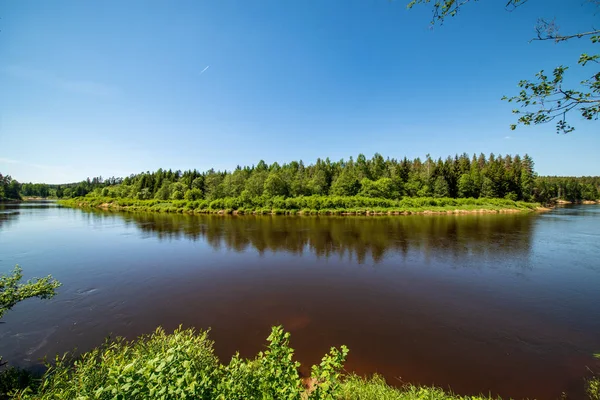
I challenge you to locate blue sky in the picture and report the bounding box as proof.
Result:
[1,0,598,183]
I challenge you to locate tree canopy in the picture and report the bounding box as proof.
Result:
[407,0,599,133]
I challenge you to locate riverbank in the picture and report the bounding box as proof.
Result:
[59,195,543,216]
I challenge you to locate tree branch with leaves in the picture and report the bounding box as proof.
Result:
[0,265,61,319]
[1,265,61,369]
[407,0,599,133]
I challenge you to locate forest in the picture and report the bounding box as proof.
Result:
[3,153,600,205]
[0,174,21,201]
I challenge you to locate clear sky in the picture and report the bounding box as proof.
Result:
[1,0,598,183]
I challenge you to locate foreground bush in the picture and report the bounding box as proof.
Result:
[9,326,348,400]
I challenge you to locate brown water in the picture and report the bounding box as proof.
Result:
[1,202,599,399]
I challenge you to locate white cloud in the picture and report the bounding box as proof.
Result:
[199,65,210,75]
[3,65,119,96]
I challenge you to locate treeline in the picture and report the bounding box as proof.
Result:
[79,153,599,203]
[14,176,121,199]
[90,153,540,202]
[533,176,600,203]
[0,174,21,200]
[5,153,600,204]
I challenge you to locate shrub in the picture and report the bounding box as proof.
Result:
[24,327,218,399]
[15,326,349,400]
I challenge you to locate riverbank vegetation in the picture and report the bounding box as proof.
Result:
[2,325,598,399]
[63,153,543,203]
[2,325,502,400]
[5,153,600,205]
[534,176,600,204]
[0,175,21,202]
[60,195,540,215]
[60,153,547,213]
[61,153,600,206]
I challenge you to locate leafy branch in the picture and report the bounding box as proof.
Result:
[502,38,600,133]
[0,265,61,319]
[407,0,600,133]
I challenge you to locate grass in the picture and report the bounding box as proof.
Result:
[58,195,541,216]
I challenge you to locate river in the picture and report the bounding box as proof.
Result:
[1,201,599,399]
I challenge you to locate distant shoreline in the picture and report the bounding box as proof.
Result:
[58,196,547,216]
[555,199,600,205]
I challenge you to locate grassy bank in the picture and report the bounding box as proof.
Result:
[2,326,507,400]
[59,195,541,216]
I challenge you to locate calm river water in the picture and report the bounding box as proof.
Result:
[1,202,599,399]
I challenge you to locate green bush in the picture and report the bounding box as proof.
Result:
[14,326,349,400]
[25,327,218,399]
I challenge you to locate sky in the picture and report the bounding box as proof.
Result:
[1,0,599,183]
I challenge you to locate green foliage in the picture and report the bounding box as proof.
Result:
[480,177,497,199]
[310,345,349,399]
[254,326,303,399]
[263,172,289,198]
[171,190,184,200]
[533,176,600,204]
[16,326,351,400]
[589,377,600,400]
[503,60,599,133]
[184,188,204,201]
[433,176,450,198]
[407,0,599,133]
[359,178,398,199]
[26,327,218,399]
[155,180,172,200]
[136,188,152,200]
[457,174,477,198]
[0,265,61,319]
[55,153,557,204]
[330,169,360,197]
[51,152,599,210]
[60,195,541,216]
[0,174,21,201]
[20,183,51,198]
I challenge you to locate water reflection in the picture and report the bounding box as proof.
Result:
[82,210,535,265]
[0,205,20,231]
